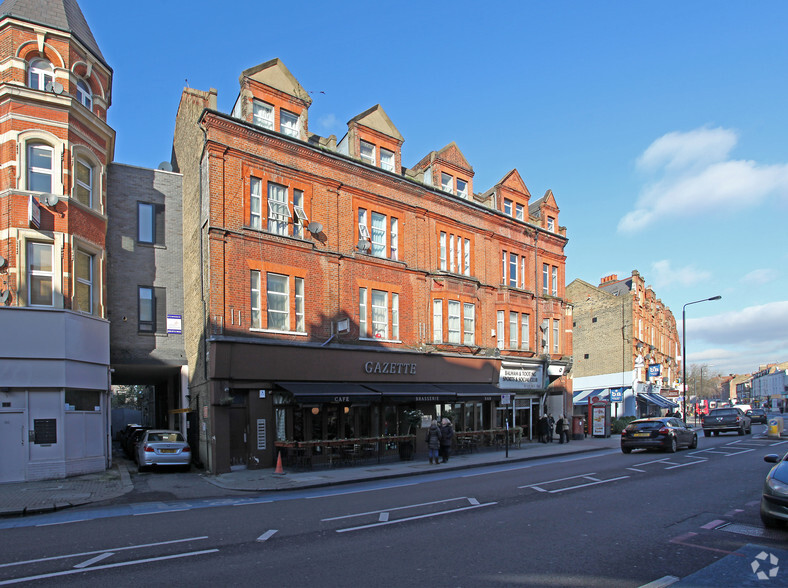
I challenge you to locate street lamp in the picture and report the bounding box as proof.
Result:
[682,295,721,420]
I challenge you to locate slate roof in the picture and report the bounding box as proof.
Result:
[0,0,106,65]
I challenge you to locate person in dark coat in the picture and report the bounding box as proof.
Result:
[547,414,555,443]
[425,420,442,465]
[537,415,548,443]
[555,416,565,444]
[439,418,454,463]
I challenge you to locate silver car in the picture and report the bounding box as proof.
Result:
[136,429,191,471]
[761,451,788,528]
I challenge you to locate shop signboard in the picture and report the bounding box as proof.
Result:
[499,365,543,390]
[648,364,662,378]
[610,387,624,402]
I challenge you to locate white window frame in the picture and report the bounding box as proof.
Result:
[280,109,299,137]
[371,212,387,257]
[455,236,462,275]
[521,313,530,350]
[266,273,290,331]
[449,235,455,273]
[74,156,93,207]
[359,140,376,165]
[553,319,560,354]
[380,148,395,172]
[439,232,447,271]
[502,251,507,284]
[371,289,388,339]
[521,257,526,289]
[295,277,305,332]
[138,286,154,332]
[358,208,370,241]
[390,217,398,261]
[74,250,93,314]
[509,253,518,288]
[76,79,92,110]
[250,270,261,328]
[463,303,475,345]
[447,300,461,344]
[496,310,505,351]
[433,299,443,343]
[28,241,53,307]
[359,288,368,338]
[463,238,470,276]
[292,189,306,238]
[253,100,274,130]
[250,177,262,229]
[267,182,291,235]
[547,216,555,231]
[509,311,518,349]
[456,178,468,199]
[27,143,53,193]
[542,263,549,294]
[28,59,52,90]
[441,172,453,193]
[504,199,513,216]
[551,266,558,296]
[515,203,524,220]
[391,292,399,340]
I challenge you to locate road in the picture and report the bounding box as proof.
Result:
[1,426,787,587]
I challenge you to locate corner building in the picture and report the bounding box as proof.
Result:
[173,59,572,473]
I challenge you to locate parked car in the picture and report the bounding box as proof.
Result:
[621,417,698,454]
[701,407,751,436]
[119,424,148,458]
[135,429,191,471]
[761,451,788,528]
[747,408,768,424]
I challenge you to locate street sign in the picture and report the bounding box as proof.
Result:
[500,394,511,405]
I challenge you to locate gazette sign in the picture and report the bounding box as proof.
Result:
[363,361,417,375]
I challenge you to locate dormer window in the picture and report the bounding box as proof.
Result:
[547,216,555,231]
[503,198,513,216]
[441,172,453,193]
[28,59,53,90]
[515,203,524,220]
[380,148,395,172]
[76,79,92,110]
[360,140,375,165]
[280,109,299,138]
[456,179,468,199]
[253,100,274,130]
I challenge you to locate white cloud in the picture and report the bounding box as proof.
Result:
[619,127,788,233]
[686,301,788,346]
[649,259,712,289]
[315,113,338,132]
[740,269,777,285]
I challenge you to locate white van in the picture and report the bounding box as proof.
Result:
[733,403,752,413]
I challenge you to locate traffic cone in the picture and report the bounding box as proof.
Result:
[274,451,285,475]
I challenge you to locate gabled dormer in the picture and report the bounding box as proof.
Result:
[232,58,311,141]
[484,169,531,220]
[337,104,403,173]
[413,142,474,199]
[529,189,561,233]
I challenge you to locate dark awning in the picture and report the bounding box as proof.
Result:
[437,383,503,400]
[637,392,678,409]
[275,382,381,403]
[362,383,456,403]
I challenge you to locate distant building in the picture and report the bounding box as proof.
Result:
[751,362,788,410]
[566,271,681,418]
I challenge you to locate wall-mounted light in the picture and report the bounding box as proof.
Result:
[311,407,320,415]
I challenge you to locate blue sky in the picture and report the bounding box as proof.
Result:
[79,1,788,377]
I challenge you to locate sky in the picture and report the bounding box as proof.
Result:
[76,0,788,378]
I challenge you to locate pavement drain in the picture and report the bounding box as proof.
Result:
[717,522,785,540]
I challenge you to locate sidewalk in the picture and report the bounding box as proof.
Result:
[0,435,622,517]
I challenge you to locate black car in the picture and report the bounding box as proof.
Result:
[747,408,768,424]
[761,451,788,528]
[621,417,698,454]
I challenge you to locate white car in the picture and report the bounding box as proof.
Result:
[136,429,191,471]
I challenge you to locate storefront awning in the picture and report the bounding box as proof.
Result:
[276,382,381,403]
[362,383,456,403]
[637,392,679,409]
[437,383,503,400]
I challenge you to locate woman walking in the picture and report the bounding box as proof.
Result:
[426,420,442,465]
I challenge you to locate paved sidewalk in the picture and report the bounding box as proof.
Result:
[0,435,622,517]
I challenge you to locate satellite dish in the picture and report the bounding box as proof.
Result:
[158,161,173,172]
[357,239,371,253]
[41,193,59,206]
[307,221,322,234]
[52,82,64,95]
[0,290,8,304]
[45,81,53,92]
[0,255,5,268]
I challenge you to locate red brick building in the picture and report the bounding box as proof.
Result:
[0,0,114,481]
[173,58,572,473]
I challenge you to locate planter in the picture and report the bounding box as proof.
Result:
[398,440,415,461]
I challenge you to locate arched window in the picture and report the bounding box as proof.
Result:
[76,79,92,109]
[28,59,53,91]
[27,142,53,192]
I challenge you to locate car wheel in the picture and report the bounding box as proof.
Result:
[703,430,710,437]
[667,437,678,453]
[738,426,745,436]
[689,434,698,449]
[747,426,752,434]
[761,510,783,529]
[622,447,632,454]
[714,431,720,436]
[138,464,148,473]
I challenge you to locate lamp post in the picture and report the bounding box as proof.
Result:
[682,295,721,420]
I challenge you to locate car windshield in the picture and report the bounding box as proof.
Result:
[148,432,184,442]
[630,421,663,431]
[709,409,737,416]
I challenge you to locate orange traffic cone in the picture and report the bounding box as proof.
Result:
[274,451,285,475]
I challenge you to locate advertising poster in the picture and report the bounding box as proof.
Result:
[592,405,606,436]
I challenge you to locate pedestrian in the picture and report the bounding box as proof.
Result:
[547,414,555,443]
[537,415,548,443]
[439,418,454,463]
[562,415,571,443]
[425,419,442,465]
[555,415,564,443]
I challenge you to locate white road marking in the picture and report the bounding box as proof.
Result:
[0,536,209,569]
[468,498,480,505]
[256,530,277,542]
[584,476,600,482]
[336,502,497,533]
[133,508,191,516]
[73,552,114,569]
[0,550,219,585]
[307,482,418,499]
[665,460,706,469]
[547,475,629,493]
[626,467,646,472]
[701,520,726,529]
[379,513,389,522]
[36,519,89,527]
[322,497,470,521]
[517,473,597,489]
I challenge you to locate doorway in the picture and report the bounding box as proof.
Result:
[228,406,248,469]
[0,412,26,482]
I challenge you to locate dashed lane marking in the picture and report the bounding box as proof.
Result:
[256,530,277,542]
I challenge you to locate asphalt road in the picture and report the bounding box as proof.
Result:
[1,426,786,587]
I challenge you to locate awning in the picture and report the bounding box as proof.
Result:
[363,383,456,403]
[275,382,380,403]
[437,383,503,400]
[572,388,606,405]
[637,392,679,409]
